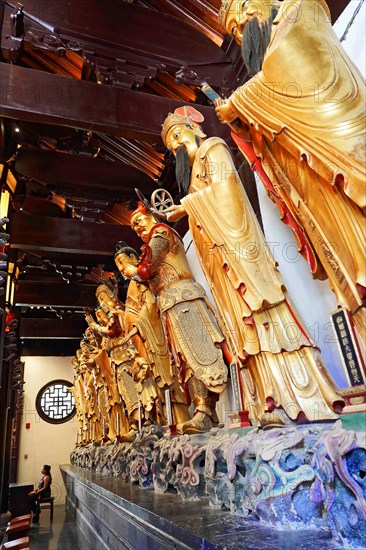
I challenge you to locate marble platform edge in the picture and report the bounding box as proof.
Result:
[60,464,349,550]
[66,495,109,550]
[61,464,218,550]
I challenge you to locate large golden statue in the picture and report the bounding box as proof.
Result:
[161,107,344,424]
[125,204,229,434]
[216,0,366,339]
[114,243,191,426]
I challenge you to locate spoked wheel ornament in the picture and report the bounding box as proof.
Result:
[151,188,174,213]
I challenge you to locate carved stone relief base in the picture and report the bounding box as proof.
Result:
[70,415,366,548]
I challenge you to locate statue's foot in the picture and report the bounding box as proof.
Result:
[177,412,213,434]
[120,428,138,442]
[259,408,296,428]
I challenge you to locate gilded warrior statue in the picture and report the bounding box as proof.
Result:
[77,341,102,443]
[84,315,129,442]
[80,330,106,443]
[161,107,344,425]
[71,355,89,444]
[125,204,229,434]
[216,0,366,340]
[114,243,191,426]
[89,281,141,441]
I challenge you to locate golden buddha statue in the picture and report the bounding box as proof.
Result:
[161,107,344,425]
[126,204,229,434]
[216,0,366,339]
[114,243,191,426]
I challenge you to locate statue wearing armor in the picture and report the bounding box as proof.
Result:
[114,243,191,426]
[77,341,103,443]
[216,0,366,339]
[71,355,90,444]
[126,204,229,434]
[89,281,140,441]
[84,316,129,442]
[161,108,344,424]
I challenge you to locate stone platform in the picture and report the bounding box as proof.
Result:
[64,415,366,549]
[61,464,343,550]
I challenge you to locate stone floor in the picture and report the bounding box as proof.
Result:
[26,505,90,550]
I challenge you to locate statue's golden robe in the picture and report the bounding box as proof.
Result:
[94,348,128,438]
[124,280,174,388]
[182,137,343,422]
[227,0,366,322]
[124,279,189,422]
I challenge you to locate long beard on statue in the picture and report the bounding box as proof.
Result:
[242,7,278,77]
[175,145,192,196]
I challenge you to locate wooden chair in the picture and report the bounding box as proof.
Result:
[39,497,54,522]
[7,516,31,526]
[5,522,30,542]
[1,536,30,550]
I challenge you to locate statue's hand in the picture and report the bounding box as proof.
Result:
[214,99,237,124]
[85,313,94,326]
[88,321,99,333]
[123,265,138,278]
[165,204,186,222]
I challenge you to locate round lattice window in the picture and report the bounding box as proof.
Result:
[36,380,76,424]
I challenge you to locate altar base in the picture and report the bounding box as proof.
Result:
[66,415,366,549]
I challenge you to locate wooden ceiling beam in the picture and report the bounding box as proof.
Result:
[20,340,80,356]
[15,281,99,307]
[0,63,229,143]
[330,0,352,23]
[19,317,87,339]
[17,0,228,65]
[14,146,154,196]
[9,213,141,255]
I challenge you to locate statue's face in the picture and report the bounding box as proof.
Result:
[224,5,243,45]
[97,289,116,308]
[85,328,96,346]
[96,308,108,326]
[165,123,198,165]
[127,347,138,360]
[80,341,89,354]
[225,0,275,45]
[138,360,149,380]
[243,0,275,24]
[115,252,137,276]
[130,211,155,243]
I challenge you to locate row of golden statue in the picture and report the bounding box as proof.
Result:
[71,0,365,443]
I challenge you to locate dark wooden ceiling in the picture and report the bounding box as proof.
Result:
[0,0,350,355]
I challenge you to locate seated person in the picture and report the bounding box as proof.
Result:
[28,464,52,523]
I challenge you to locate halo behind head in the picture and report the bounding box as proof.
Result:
[161,106,206,145]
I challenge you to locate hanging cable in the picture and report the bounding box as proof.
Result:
[340,0,364,43]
